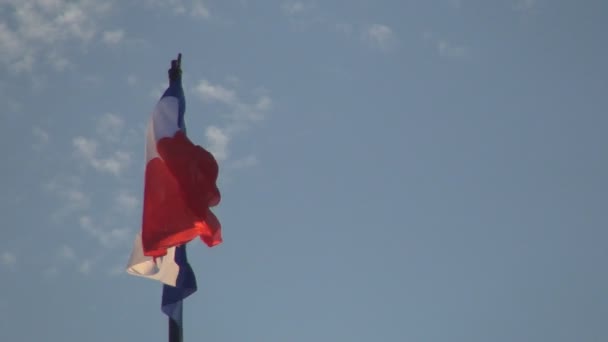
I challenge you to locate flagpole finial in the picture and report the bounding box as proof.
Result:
[168,53,182,82]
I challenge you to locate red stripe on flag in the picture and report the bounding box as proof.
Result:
[142,131,222,257]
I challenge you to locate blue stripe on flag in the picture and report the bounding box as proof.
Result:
[161,78,187,133]
[161,245,197,323]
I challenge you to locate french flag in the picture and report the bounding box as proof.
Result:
[126,64,221,326]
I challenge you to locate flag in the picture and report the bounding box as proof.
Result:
[138,73,221,258]
[126,62,221,333]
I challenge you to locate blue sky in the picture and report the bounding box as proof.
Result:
[1,0,607,341]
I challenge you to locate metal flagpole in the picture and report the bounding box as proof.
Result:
[167,53,184,342]
[168,304,183,342]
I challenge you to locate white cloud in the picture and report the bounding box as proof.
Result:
[0,81,21,116]
[193,79,273,162]
[281,1,306,15]
[191,0,210,18]
[53,245,97,276]
[0,0,112,73]
[115,190,139,213]
[66,187,88,202]
[107,264,126,276]
[13,54,36,73]
[1,252,17,268]
[230,155,258,169]
[48,109,138,273]
[423,32,468,59]
[73,136,131,176]
[102,29,124,45]
[79,259,93,274]
[0,23,24,62]
[127,75,137,86]
[45,176,90,221]
[96,112,125,142]
[73,136,97,160]
[99,151,131,175]
[194,79,272,122]
[195,80,237,104]
[79,215,130,248]
[255,95,272,111]
[142,0,211,18]
[225,75,240,85]
[58,245,76,261]
[48,51,71,71]
[205,126,230,161]
[363,24,396,50]
[44,110,138,274]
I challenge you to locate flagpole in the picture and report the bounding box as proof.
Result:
[167,52,184,342]
[168,304,183,342]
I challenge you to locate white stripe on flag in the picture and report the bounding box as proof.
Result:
[126,233,180,287]
[145,96,181,162]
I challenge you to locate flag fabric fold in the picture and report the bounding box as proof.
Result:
[161,245,197,322]
[140,76,222,258]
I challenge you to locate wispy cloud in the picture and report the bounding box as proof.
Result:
[72,112,131,175]
[193,79,272,163]
[48,51,71,71]
[46,109,141,274]
[279,2,395,49]
[45,186,137,276]
[127,75,138,86]
[43,245,75,277]
[45,176,90,221]
[73,136,131,176]
[79,215,130,248]
[58,245,76,261]
[1,252,17,268]
[281,1,307,15]
[423,32,468,59]
[192,0,210,18]
[79,259,93,274]
[437,39,467,58]
[0,81,22,116]
[230,154,258,169]
[205,126,230,161]
[363,24,397,50]
[97,112,125,142]
[0,0,112,73]
[280,1,331,32]
[53,245,96,276]
[114,190,139,214]
[102,29,125,45]
[196,80,237,104]
[195,81,271,123]
[143,0,211,19]
[107,264,127,277]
